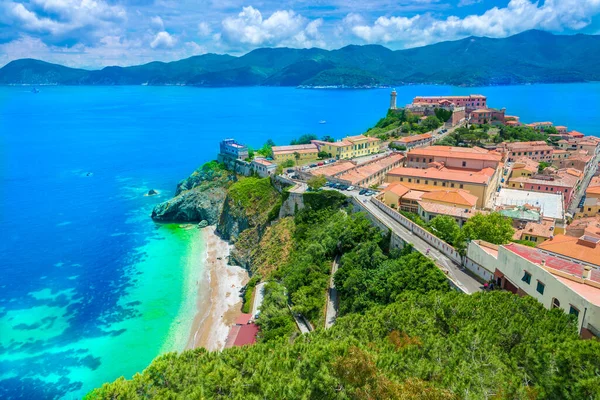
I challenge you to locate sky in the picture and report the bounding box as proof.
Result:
[1,0,600,68]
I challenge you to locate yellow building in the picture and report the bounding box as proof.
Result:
[511,157,539,179]
[313,135,381,159]
[386,165,500,209]
[575,177,600,218]
[513,218,555,244]
[272,144,319,164]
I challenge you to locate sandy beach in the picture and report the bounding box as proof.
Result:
[186,226,249,351]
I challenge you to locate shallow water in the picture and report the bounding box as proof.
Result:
[0,83,599,399]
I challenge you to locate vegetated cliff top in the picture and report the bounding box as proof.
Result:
[3,30,600,87]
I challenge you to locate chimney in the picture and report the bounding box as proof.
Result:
[583,265,592,280]
[541,259,546,267]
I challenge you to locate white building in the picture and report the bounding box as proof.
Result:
[251,158,277,178]
[466,240,600,338]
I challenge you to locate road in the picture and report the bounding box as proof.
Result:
[352,192,482,294]
[251,282,266,318]
[324,255,340,329]
[568,152,600,215]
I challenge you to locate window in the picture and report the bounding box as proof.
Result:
[442,182,447,187]
[416,179,420,184]
[569,305,580,318]
[408,178,412,183]
[451,183,455,188]
[460,184,464,189]
[522,271,532,284]
[536,281,545,295]
[434,181,438,186]
[462,161,467,167]
[429,158,433,163]
[425,180,428,185]
[400,178,404,182]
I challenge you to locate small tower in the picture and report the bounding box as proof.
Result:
[390,89,397,110]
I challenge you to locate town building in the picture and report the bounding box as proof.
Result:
[405,146,502,170]
[393,133,433,149]
[510,158,539,178]
[507,168,581,208]
[412,95,486,112]
[404,102,466,126]
[552,153,593,175]
[493,188,566,233]
[497,205,542,225]
[251,158,277,178]
[466,240,600,338]
[566,216,600,238]
[386,164,499,208]
[568,130,585,139]
[502,141,554,162]
[219,139,249,161]
[526,121,553,131]
[312,135,381,160]
[308,153,404,188]
[469,108,506,125]
[575,177,600,218]
[537,234,600,269]
[272,144,319,164]
[555,125,568,134]
[512,218,555,244]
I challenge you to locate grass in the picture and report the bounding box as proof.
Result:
[228,177,279,217]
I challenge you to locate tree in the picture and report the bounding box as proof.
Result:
[429,215,461,245]
[307,175,326,191]
[321,135,335,143]
[318,150,330,159]
[257,139,275,158]
[282,159,295,168]
[462,212,514,245]
[538,161,551,172]
[293,152,300,166]
[434,108,453,123]
[290,134,317,145]
[421,115,442,132]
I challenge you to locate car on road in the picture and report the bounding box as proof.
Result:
[317,162,324,166]
[339,185,348,190]
[310,164,317,168]
[347,186,355,191]
[365,191,375,196]
[359,189,367,195]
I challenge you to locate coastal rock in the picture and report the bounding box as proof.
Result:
[147,189,158,196]
[198,220,209,228]
[151,161,235,223]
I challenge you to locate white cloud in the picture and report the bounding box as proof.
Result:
[198,22,211,37]
[220,6,325,48]
[347,0,600,47]
[151,16,164,30]
[150,31,176,49]
[1,0,126,44]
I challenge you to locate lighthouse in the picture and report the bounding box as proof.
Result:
[390,89,397,110]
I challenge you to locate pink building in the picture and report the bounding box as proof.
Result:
[508,169,582,207]
[412,95,486,112]
[405,146,502,170]
[555,125,568,134]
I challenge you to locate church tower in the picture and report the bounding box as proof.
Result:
[390,89,397,110]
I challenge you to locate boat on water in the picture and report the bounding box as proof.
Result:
[319,120,327,124]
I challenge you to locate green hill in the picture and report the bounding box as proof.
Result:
[2,30,600,86]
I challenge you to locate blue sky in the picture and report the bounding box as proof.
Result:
[1,0,600,68]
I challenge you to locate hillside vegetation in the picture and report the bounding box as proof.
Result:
[89,183,600,399]
[4,30,600,86]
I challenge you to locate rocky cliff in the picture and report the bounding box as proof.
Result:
[151,161,235,223]
[216,177,281,268]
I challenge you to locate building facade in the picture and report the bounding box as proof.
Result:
[272,144,319,164]
[405,146,502,170]
[219,139,249,161]
[312,135,381,159]
[469,108,506,125]
[412,95,486,112]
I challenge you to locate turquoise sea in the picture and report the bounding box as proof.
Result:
[1,83,600,399]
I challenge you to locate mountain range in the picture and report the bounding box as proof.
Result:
[2,30,600,87]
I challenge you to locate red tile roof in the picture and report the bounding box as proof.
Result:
[408,146,502,162]
[233,323,259,346]
[388,166,495,185]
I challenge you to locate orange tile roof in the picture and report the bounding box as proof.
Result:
[396,133,432,144]
[403,190,426,201]
[418,201,476,218]
[522,218,555,238]
[253,158,274,166]
[420,189,478,207]
[537,234,600,267]
[388,166,495,185]
[568,130,584,137]
[272,144,318,155]
[512,157,539,173]
[384,182,411,198]
[311,161,356,177]
[338,153,404,184]
[408,146,502,162]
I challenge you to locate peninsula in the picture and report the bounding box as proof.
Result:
[87,91,600,398]
[3,30,600,87]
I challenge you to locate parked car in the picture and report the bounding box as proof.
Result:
[287,168,295,173]
[310,164,317,168]
[317,162,324,166]
[339,185,349,190]
[347,186,355,191]
[365,191,374,196]
[359,189,367,195]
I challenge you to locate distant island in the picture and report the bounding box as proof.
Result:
[2,30,600,87]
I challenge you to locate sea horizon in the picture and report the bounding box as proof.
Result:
[2,83,600,399]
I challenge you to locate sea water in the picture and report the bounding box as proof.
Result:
[0,83,599,399]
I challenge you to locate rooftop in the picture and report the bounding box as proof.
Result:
[504,243,600,305]
[418,201,476,219]
[384,182,411,198]
[396,133,432,144]
[388,165,496,185]
[233,323,259,347]
[513,157,539,173]
[516,218,555,239]
[311,161,356,177]
[420,189,478,207]
[498,206,541,222]
[408,146,502,162]
[505,141,554,151]
[413,94,486,99]
[338,153,405,185]
[252,158,274,166]
[536,234,600,267]
[493,188,564,220]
